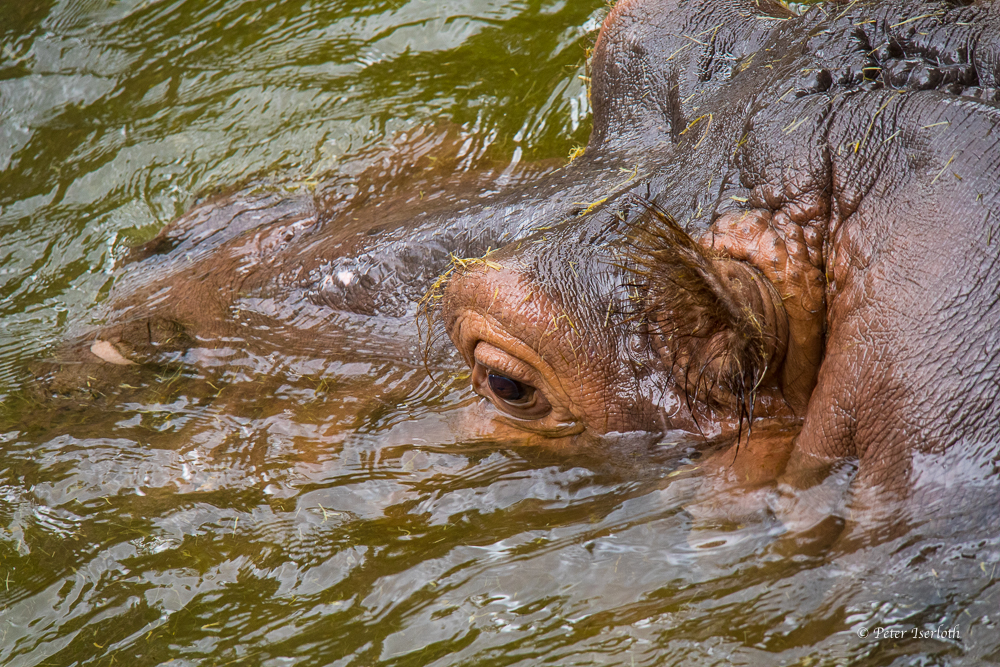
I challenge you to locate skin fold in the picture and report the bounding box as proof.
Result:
[40,0,1000,539]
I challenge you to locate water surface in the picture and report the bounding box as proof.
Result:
[1,1,998,665]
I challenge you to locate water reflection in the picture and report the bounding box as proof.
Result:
[2,1,999,666]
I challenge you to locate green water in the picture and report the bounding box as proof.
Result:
[1,1,998,665]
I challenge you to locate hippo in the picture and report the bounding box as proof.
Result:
[439,0,1000,535]
[42,0,1000,536]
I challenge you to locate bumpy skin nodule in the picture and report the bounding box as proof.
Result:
[51,0,1000,531]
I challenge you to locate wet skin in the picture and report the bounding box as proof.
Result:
[45,0,1000,536]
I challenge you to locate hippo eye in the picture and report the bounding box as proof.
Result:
[469,346,551,421]
[487,373,530,403]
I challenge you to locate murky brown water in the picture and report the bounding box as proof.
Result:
[2,1,999,665]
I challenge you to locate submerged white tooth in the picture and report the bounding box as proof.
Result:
[90,340,136,366]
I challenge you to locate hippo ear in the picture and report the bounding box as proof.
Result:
[626,205,789,422]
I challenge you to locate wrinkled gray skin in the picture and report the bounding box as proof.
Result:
[46,0,1000,538]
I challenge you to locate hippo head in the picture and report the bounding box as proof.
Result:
[441,200,808,450]
[441,0,1000,471]
[440,0,834,451]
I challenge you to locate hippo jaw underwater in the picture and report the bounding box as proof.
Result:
[440,0,1000,525]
